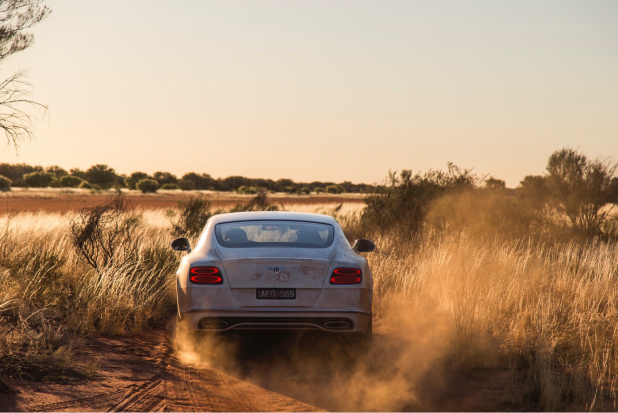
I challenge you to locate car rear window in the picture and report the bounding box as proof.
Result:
[215,220,334,248]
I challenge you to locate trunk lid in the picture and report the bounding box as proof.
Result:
[215,247,335,307]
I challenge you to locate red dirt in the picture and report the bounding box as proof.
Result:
[0,320,532,412]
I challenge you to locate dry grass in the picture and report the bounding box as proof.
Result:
[368,230,618,410]
[1,202,618,410]
[0,210,178,385]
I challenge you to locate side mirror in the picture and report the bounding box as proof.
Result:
[171,237,191,253]
[353,238,375,253]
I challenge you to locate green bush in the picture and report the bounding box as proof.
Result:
[136,179,159,193]
[85,165,117,189]
[0,175,11,191]
[58,175,84,188]
[237,185,258,194]
[160,183,180,190]
[300,187,311,195]
[315,187,325,194]
[124,172,149,190]
[79,181,92,189]
[23,171,55,187]
[178,179,196,191]
[325,185,344,194]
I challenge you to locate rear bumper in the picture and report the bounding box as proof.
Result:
[179,308,371,334]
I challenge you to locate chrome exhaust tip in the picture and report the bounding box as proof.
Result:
[324,321,351,330]
[198,319,229,329]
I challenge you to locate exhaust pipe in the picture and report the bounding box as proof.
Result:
[198,319,229,329]
[324,321,351,330]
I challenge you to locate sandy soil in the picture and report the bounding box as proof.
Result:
[0,323,321,412]
[0,320,532,412]
[0,190,364,215]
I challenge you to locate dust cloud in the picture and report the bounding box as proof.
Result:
[174,304,455,412]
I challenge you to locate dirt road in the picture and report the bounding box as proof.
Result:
[0,319,529,412]
[1,325,320,412]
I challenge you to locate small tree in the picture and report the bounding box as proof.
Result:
[546,148,617,237]
[0,1,50,149]
[178,179,196,191]
[69,196,140,272]
[485,177,505,191]
[169,197,215,237]
[136,178,159,193]
[45,165,68,178]
[124,172,149,190]
[181,172,215,190]
[361,163,479,240]
[0,175,11,191]
[23,170,55,187]
[58,175,84,188]
[325,185,343,194]
[153,171,177,186]
[85,164,117,189]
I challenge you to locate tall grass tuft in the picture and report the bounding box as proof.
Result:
[0,209,179,386]
[363,228,618,410]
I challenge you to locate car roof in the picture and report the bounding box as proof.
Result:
[208,211,338,225]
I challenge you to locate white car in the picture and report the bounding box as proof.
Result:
[171,211,375,345]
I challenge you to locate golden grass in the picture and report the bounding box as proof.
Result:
[370,231,618,410]
[1,205,618,409]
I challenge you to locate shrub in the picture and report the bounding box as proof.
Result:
[153,171,177,186]
[178,179,196,191]
[79,181,92,189]
[485,177,505,190]
[160,183,180,190]
[69,196,140,272]
[0,175,11,191]
[230,191,279,213]
[58,175,84,188]
[300,187,311,195]
[136,178,159,193]
[237,185,258,194]
[124,172,149,190]
[85,164,118,189]
[315,187,325,194]
[169,197,215,238]
[23,171,55,187]
[361,164,479,240]
[546,148,617,238]
[325,185,344,194]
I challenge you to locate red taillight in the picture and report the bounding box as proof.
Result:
[190,267,223,284]
[330,268,362,284]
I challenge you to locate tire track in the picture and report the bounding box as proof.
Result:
[107,375,164,412]
[29,389,126,412]
[19,322,323,412]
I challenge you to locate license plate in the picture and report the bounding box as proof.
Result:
[256,288,296,299]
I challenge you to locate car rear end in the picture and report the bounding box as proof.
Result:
[175,214,372,336]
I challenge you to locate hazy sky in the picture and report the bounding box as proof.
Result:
[1,0,617,186]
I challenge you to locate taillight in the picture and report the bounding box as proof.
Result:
[330,268,362,284]
[190,267,223,284]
